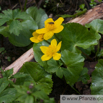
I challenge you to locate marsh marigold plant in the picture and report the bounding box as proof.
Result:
[30,31,44,43]
[40,39,62,61]
[36,17,64,40]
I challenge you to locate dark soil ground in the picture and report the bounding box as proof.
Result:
[0,0,103,103]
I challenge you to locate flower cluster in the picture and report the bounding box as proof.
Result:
[30,17,64,61]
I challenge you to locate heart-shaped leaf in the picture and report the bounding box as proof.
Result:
[57,23,98,52]
[61,50,84,85]
[85,19,103,34]
[26,7,48,29]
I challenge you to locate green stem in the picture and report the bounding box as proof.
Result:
[44,40,50,44]
[60,59,67,68]
[70,85,80,94]
[95,40,100,57]
[19,0,22,10]
[57,8,87,18]
[24,0,27,11]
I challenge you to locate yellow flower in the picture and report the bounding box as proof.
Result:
[30,31,44,43]
[36,17,64,40]
[40,39,62,61]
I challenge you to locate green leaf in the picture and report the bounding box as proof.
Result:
[89,26,101,40]
[97,49,103,57]
[78,46,95,58]
[33,91,49,100]
[78,67,90,84]
[0,7,47,47]
[0,20,38,47]
[0,8,34,36]
[36,77,53,95]
[15,75,33,85]
[91,59,103,94]
[13,73,34,85]
[20,62,53,94]
[9,20,22,36]
[0,18,9,26]
[13,9,31,20]
[4,68,13,78]
[56,67,68,79]
[13,72,29,79]
[2,9,13,20]
[33,41,48,67]
[61,50,84,66]
[16,94,28,103]
[79,4,85,10]
[0,9,13,25]
[14,83,30,94]
[56,66,82,85]
[44,98,56,103]
[46,59,62,73]
[57,23,98,52]
[0,88,17,103]
[61,50,84,85]
[26,7,48,28]
[14,82,49,102]
[85,19,103,34]
[0,26,9,37]
[0,9,13,26]
[11,101,20,103]
[20,62,45,82]
[56,67,64,78]
[0,77,9,93]
[8,19,37,47]
[0,9,31,26]
[25,96,34,103]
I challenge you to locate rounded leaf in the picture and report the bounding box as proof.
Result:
[26,7,48,29]
[57,23,98,52]
[61,50,84,85]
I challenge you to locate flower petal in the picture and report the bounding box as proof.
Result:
[36,28,47,34]
[41,54,52,61]
[53,53,61,60]
[32,31,38,37]
[51,39,57,47]
[44,31,54,40]
[54,17,64,27]
[30,37,39,43]
[56,41,62,51]
[40,46,48,54]
[45,18,54,26]
[52,25,64,33]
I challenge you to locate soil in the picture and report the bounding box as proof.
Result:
[0,0,103,103]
